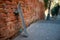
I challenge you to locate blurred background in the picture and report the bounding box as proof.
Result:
[0,0,60,40]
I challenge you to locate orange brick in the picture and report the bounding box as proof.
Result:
[0,0,45,40]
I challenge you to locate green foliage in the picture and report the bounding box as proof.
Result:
[44,0,49,9]
[51,3,60,16]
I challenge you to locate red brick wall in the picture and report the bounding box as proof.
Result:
[0,0,45,40]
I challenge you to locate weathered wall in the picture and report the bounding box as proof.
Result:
[0,0,45,40]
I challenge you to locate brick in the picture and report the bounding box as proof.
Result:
[0,0,45,40]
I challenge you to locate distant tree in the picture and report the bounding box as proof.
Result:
[44,0,49,9]
[51,3,60,17]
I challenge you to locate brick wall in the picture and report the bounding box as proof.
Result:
[0,0,45,40]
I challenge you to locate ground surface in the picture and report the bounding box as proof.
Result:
[13,15,60,40]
